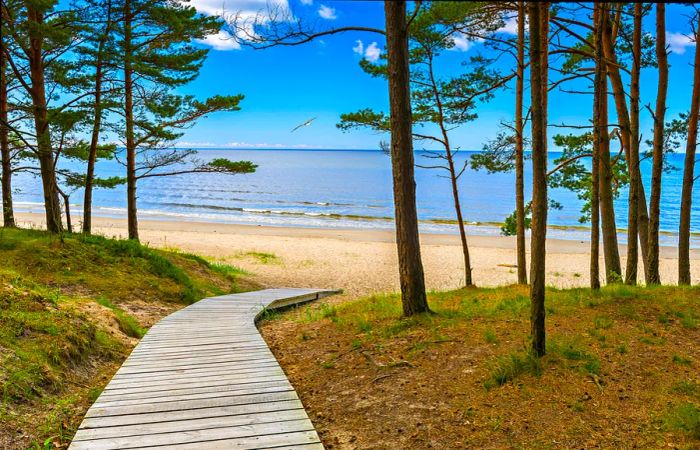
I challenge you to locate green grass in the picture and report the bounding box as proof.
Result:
[663,403,700,439]
[0,227,247,447]
[239,251,279,264]
[95,297,146,338]
[485,351,543,389]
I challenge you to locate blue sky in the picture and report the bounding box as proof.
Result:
[175,0,699,151]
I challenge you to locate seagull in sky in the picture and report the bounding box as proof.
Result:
[291,117,317,133]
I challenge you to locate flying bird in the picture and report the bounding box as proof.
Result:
[291,117,317,133]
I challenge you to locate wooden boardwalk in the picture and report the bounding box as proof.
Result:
[69,288,338,450]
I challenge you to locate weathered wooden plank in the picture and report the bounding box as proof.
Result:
[72,409,309,441]
[69,288,338,449]
[70,418,315,449]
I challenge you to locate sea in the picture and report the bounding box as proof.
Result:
[11,149,700,247]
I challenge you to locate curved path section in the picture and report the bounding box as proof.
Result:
[69,288,338,450]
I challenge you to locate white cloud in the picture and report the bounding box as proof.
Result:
[352,39,381,62]
[318,4,336,20]
[187,0,291,50]
[364,42,381,62]
[226,141,313,148]
[299,0,312,4]
[174,141,218,147]
[196,30,240,51]
[450,33,472,52]
[497,17,519,35]
[352,40,364,56]
[667,31,695,55]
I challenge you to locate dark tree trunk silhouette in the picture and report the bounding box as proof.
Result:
[598,12,622,283]
[27,4,62,233]
[647,3,668,285]
[515,0,527,284]
[590,2,603,290]
[124,0,138,241]
[0,30,14,228]
[625,3,642,285]
[83,0,112,235]
[602,10,650,280]
[528,1,548,357]
[679,16,700,285]
[384,0,429,316]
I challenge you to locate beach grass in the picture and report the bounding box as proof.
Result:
[0,227,246,448]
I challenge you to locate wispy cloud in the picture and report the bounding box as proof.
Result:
[352,40,364,56]
[196,30,240,51]
[188,0,292,50]
[299,0,312,4]
[497,16,519,35]
[226,141,313,148]
[364,42,381,62]
[174,141,218,147]
[318,4,336,20]
[667,31,695,55]
[352,40,381,62]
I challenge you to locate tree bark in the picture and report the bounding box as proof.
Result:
[515,0,527,284]
[61,192,72,233]
[598,13,622,283]
[384,0,429,316]
[602,13,650,280]
[528,1,548,357]
[625,3,642,285]
[590,2,603,290]
[27,4,62,233]
[446,149,472,286]
[678,17,700,285]
[0,30,15,228]
[83,1,112,235]
[124,0,139,241]
[647,3,668,285]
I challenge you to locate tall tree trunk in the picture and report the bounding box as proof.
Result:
[590,2,603,290]
[83,1,112,235]
[598,13,622,282]
[678,19,700,285]
[384,0,429,316]
[528,1,548,357]
[446,149,472,286]
[515,0,527,284]
[602,16,650,279]
[0,32,15,228]
[647,3,668,285]
[124,0,139,241]
[27,4,62,233]
[625,3,642,285]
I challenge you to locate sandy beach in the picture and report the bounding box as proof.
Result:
[11,212,700,298]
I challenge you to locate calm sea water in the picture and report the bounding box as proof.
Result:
[11,149,700,246]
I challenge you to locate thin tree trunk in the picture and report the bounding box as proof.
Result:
[603,18,650,279]
[598,12,622,282]
[83,1,112,235]
[590,2,603,290]
[27,4,62,233]
[124,0,138,241]
[446,150,472,286]
[515,0,527,284]
[0,32,15,228]
[384,0,429,316]
[625,3,642,285]
[678,18,700,285]
[647,3,668,285]
[61,192,72,233]
[528,1,548,357]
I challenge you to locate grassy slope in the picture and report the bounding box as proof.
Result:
[261,284,700,449]
[0,228,249,450]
